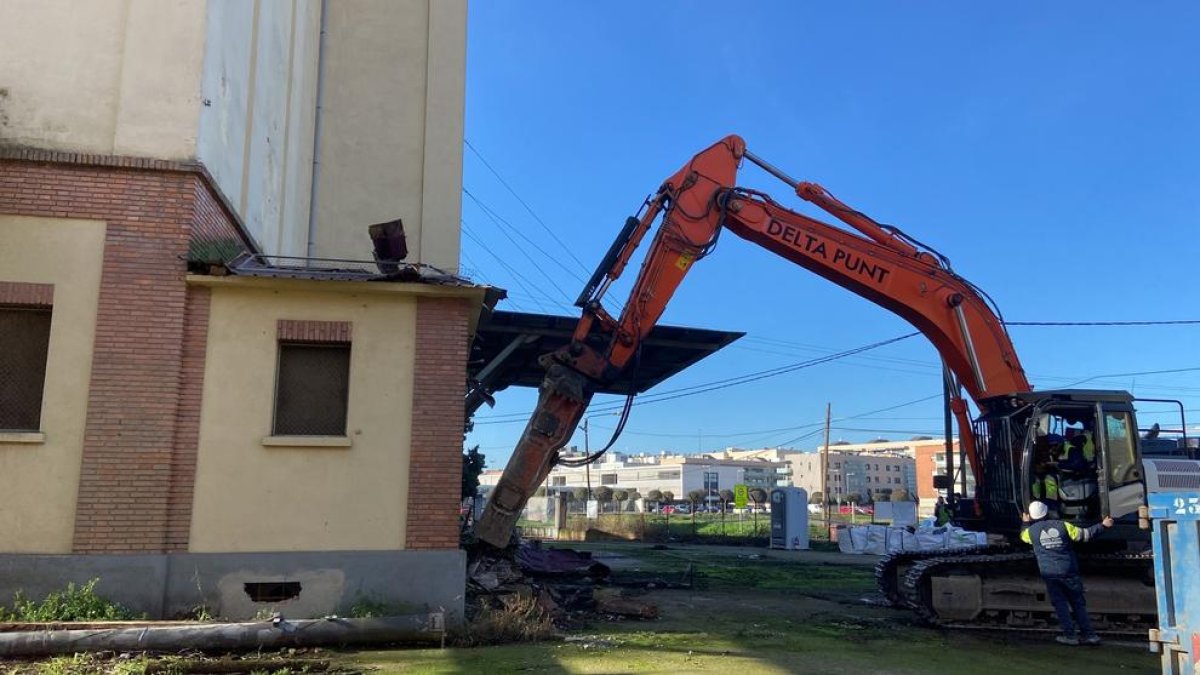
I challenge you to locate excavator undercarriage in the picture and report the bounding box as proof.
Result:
[876,548,1156,635]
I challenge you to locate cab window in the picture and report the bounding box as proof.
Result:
[1104,412,1138,486]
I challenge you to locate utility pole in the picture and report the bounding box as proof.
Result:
[822,402,831,533]
[584,417,592,501]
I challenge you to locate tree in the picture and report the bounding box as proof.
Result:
[749,488,768,535]
[809,491,824,504]
[573,486,591,511]
[687,489,706,530]
[846,492,863,504]
[646,489,663,512]
[627,490,642,512]
[594,486,614,513]
[533,486,547,498]
[614,489,629,513]
[718,489,734,512]
[661,491,676,537]
[461,445,486,500]
[890,488,910,502]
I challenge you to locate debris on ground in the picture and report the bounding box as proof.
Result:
[594,589,660,620]
[466,539,664,631]
[516,541,611,580]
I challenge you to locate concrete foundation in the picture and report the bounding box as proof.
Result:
[0,550,465,625]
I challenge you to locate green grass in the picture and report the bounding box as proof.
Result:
[589,544,874,596]
[335,543,1156,674]
[345,613,1157,675]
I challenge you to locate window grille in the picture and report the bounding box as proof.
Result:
[273,343,350,435]
[0,307,52,431]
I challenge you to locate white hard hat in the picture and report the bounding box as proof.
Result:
[1028,501,1049,521]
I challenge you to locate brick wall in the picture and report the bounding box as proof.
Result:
[277,319,353,343]
[165,285,210,552]
[0,156,244,553]
[407,297,470,550]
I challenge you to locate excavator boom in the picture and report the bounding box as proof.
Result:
[475,135,1030,548]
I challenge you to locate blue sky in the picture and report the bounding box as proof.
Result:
[460,2,1200,468]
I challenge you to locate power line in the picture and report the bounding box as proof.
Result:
[1059,366,1200,389]
[463,189,577,303]
[461,221,567,313]
[1005,320,1200,326]
[472,332,922,424]
[464,139,592,274]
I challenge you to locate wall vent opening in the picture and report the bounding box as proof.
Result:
[244,582,302,603]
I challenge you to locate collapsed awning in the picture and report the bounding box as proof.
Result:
[466,310,743,418]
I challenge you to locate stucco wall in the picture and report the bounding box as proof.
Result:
[0,216,106,553]
[189,283,417,552]
[197,0,321,257]
[0,0,206,159]
[313,0,465,269]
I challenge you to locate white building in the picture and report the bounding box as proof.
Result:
[479,450,788,509]
[717,439,920,503]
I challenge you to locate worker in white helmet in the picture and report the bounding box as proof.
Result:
[1021,501,1114,645]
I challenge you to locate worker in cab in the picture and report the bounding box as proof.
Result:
[934,496,952,526]
[1058,429,1096,472]
[1031,471,1060,511]
[1021,501,1114,646]
[1030,438,1061,515]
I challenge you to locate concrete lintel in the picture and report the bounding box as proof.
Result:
[0,432,47,445]
[186,274,490,303]
[261,435,352,448]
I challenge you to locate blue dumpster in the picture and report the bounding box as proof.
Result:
[1149,491,1200,673]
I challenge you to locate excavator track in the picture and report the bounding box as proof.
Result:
[899,549,1156,634]
[874,546,1007,608]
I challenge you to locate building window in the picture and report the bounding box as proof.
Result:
[552,476,566,486]
[658,471,680,480]
[273,343,351,435]
[601,473,619,485]
[0,306,53,431]
[703,471,719,493]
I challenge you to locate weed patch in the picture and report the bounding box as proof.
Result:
[455,594,557,647]
[0,579,139,622]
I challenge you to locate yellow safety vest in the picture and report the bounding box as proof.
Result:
[1032,474,1060,501]
[1058,431,1095,464]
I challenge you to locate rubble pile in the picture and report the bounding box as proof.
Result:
[466,540,664,626]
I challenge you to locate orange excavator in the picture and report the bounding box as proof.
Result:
[474,135,1195,630]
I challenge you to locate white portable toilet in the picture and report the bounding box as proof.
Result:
[769,487,810,550]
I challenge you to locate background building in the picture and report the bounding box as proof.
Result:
[0,0,479,622]
[721,439,927,503]
[480,450,788,509]
[914,440,975,516]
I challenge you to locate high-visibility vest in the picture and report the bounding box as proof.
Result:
[1032,474,1060,501]
[1058,431,1095,465]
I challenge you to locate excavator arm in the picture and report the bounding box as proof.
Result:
[474,135,1031,548]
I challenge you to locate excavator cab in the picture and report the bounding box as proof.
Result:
[972,389,1182,548]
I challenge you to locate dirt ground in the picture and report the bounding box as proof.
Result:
[347,541,1160,674]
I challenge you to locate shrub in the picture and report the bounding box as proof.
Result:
[0,579,139,622]
[455,594,556,646]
